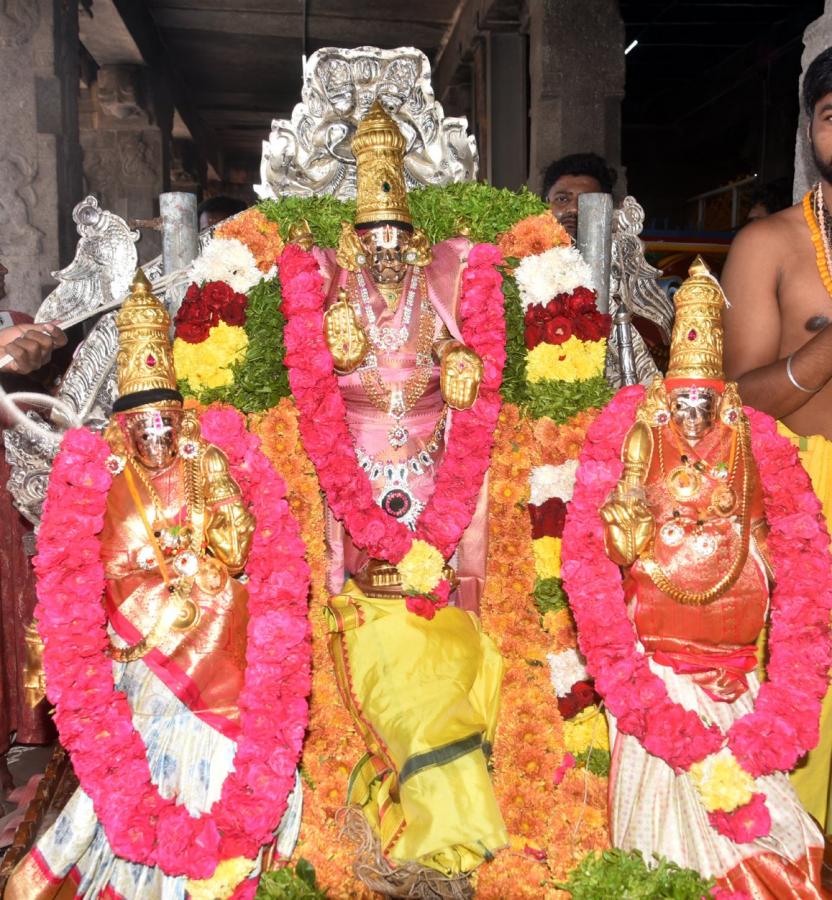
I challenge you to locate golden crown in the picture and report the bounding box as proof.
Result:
[665,256,726,383]
[353,100,411,229]
[114,269,181,411]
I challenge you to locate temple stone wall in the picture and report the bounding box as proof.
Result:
[794,0,832,202]
[527,0,625,193]
[0,0,82,315]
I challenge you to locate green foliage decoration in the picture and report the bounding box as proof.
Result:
[255,859,328,899]
[557,849,715,900]
[524,375,614,424]
[532,577,569,616]
[574,748,611,778]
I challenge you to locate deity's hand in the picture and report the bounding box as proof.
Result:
[600,487,655,567]
[202,446,255,574]
[440,342,483,410]
[323,290,369,374]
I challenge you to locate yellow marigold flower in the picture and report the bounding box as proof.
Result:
[186,857,256,900]
[562,705,609,756]
[398,539,444,594]
[690,748,754,812]
[532,536,561,580]
[173,322,248,391]
[526,336,607,384]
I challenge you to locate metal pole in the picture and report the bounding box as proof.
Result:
[613,308,639,386]
[159,192,198,317]
[576,192,613,313]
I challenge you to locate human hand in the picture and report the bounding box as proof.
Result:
[0,322,67,374]
[440,342,483,410]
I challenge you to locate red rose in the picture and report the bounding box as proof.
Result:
[543,316,573,345]
[525,323,544,350]
[571,680,598,712]
[529,496,567,539]
[175,319,211,343]
[557,693,580,719]
[572,311,611,342]
[565,287,597,316]
[525,304,547,328]
[183,282,201,304]
[405,594,437,620]
[546,296,566,317]
[201,280,234,311]
[221,296,247,326]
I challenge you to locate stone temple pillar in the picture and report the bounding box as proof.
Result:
[794,1,832,203]
[527,0,625,194]
[0,0,82,315]
[80,64,172,262]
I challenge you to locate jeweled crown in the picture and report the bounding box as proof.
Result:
[665,256,725,383]
[115,269,179,404]
[352,100,411,229]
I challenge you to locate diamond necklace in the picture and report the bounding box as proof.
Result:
[353,270,437,448]
[354,267,419,354]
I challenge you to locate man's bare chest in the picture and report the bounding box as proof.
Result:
[778,246,832,352]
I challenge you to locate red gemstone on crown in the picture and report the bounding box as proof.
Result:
[687,329,697,341]
[146,354,157,367]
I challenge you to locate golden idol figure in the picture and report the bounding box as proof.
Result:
[5,271,301,899]
[315,102,507,890]
[598,259,825,896]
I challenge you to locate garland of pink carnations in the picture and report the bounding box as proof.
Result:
[34,407,311,892]
[562,385,832,842]
[278,242,506,615]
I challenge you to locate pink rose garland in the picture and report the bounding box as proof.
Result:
[279,242,505,611]
[34,408,311,889]
[561,385,832,842]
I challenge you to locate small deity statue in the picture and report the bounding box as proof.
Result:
[596,259,825,894]
[314,102,507,889]
[5,271,301,899]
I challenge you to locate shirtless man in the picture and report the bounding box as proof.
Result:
[722,46,832,831]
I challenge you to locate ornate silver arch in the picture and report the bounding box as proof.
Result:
[256,46,478,200]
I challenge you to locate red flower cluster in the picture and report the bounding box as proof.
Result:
[557,679,599,720]
[529,495,566,540]
[524,287,610,350]
[174,280,248,344]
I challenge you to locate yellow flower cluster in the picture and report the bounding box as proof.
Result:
[173,322,248,391]
[690,749,754,812]
[185,856,255,900]
[532,535,562,580]
[526,336,607,384]
[398,538,444,594]
[563,706,610,756]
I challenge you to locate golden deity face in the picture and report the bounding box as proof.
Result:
[358,224,410,284]
[669,387,717,445]
[124,407,183,469]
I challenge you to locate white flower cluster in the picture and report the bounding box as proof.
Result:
[547,648,589,697]
[514,245,595,311]
[188,237,263,295]
[529,460,578,507]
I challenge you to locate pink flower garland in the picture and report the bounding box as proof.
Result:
[562,386,832,841]
[279,242,506,594]
[34,409,311,890]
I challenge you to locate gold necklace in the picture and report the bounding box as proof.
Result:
[644,415,752,606]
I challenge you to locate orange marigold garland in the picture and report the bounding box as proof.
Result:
[248,400,370,897]
[498,212,572,262]
[475,404,608,898]
[216,208,284,273]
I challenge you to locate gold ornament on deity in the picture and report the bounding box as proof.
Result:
[666,464,703,502]
[353,100,411,229]
[324,287,369,373]
[665,256,726,382]
[115,269,179,402]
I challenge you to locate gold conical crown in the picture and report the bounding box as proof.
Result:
[114,269,180,410]
[665,256,725,384]
[353,100,411,229]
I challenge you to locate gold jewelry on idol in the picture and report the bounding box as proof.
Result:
[665,256,725,383]
[352,100,411,229]
[115,269,178,403]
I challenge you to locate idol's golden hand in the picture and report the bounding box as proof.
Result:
[600,490,655,567]
[23,620,46,708]
[202,446,255,575]
[440,342,483,410]
[323,289,369,374]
